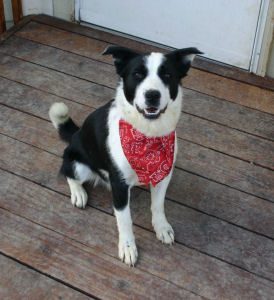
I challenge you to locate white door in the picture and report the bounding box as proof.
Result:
[78,0,264,70]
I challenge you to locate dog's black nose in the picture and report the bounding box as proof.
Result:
[145,90,161,107]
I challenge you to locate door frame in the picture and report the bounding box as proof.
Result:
[251,0,273,76]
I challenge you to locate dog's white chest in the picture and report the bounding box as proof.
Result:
[107,105,139,186]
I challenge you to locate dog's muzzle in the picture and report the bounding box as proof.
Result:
[136,104,167,119]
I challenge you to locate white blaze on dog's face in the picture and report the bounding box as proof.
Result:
[103,46,202,136]
[134,53,171,119]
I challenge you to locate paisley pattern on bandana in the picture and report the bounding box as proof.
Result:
[119,119,175,186]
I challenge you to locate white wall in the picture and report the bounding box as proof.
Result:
[22,0,53,16]
[21,0,74,21]
[53,0,75,22]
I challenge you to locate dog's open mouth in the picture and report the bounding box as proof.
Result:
[136,105,167,119]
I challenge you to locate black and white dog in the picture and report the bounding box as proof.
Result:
[49,46,202,266]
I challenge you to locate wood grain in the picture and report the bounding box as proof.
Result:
[177,114,274,169]
[182,88,274,141]
[1,134,274,281]
[0,35,119,88]
[0,255,94,300]
[0,53,273,170]
[0,83,273,239]
[183,68,274,114]
[30,14,274,92]
[0,53,113,107]
[176,138,274,201]
[15,21,274,113]
[1,36,273,141]
[0,209,198,300]
[1,171,274,299]
[11,0,22,25]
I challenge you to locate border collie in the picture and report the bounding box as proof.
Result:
[49,46,202,266]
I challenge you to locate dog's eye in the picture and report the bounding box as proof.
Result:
[134,72,144,79]
[164,73,171,78]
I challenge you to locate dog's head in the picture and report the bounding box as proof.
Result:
[103,46,202,135]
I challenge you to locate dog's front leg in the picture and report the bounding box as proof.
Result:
[150,173,174,244]
[111,177,138,266]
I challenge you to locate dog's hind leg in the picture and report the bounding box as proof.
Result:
[150,172,174,244]
[61,158,90,209]
[67,177,88,208]
[67,161,99,209]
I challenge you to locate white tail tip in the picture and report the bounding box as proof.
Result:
[49,102,69,129]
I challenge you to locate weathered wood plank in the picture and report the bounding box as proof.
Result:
[1,101,273,201]
[0,54,273,170]
[0,35,119,88]
[0,81,273,238]
[168,168,274,238]
[31,14,274,92]
[1,135,274,280]
[0,15,33,44]
[183,68,274,114]
[176,138,274,201]
[0,255,94,300]
[0,209,198,300]
[0,77,90,124]
[15,21,274,113]
[182,89,274,141]
[0,53,113,107]
[1,170,274,300]
[1,36,273,141]
[177,114,274,169]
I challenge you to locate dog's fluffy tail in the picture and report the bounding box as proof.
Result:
[49,102,79,143]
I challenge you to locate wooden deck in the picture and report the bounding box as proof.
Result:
[0,15,274,300]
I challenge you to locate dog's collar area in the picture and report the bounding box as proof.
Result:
[135,104,167,119]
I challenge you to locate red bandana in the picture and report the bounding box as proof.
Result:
[119,119,175,186]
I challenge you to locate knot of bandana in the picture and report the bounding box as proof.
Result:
[119,119,175,186]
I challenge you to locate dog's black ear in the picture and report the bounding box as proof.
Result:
[165,47,203,78]
[103,46,140,76]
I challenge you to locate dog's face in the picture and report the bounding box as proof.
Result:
[103,46,202,120]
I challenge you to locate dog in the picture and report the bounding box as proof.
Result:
[49,45,202,266]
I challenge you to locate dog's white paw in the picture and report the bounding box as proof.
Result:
[154,223,175,244]
[118,239,138,266]
[71,185,88,209]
